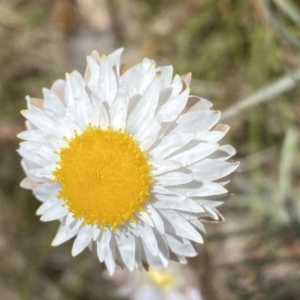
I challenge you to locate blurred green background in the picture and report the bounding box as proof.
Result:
[0,0,300,299]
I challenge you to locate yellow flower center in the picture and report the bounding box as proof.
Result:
[53,126,152,229]
[148,268,176,290]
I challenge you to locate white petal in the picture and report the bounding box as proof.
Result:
[194,194,229,208]
[17,130,46,143]
[40,202,68,221]
[150,160,182,176]
[36,112,74,140]
[203,195,224,209]
[65,213,75,226]
[141,241,164,268]
[189,159,239,181]
[89,101,100,127]
[109,97,128,130]
[155,87,173,114]
[72,70,87,86]
[209,144,236,161]
[169,180,227,197]
[97,229,112,262]
[86,56,100,93]
[127,76,160,136]
[25,120,36,130]
[171,110,220,134]
[153,194,204,213]
[158,88,190,122]
[91,93,110,128]
[169,142,219,166]
[134,117,161,142]
[194,130,226,143]
[115,230,136,271]
[98,56,118,104]
[139,133,159,151]
[150,131,195,159]
[47,113,77,139]
[44,134,68,149]
[42,88,65,114]
[21,110,61,138]
[158,251,169,268]
[72,225,93,256]
[33,182,60,202]
[20,141,57,162]
[203,206,220,220]
[120,58,155,96]
[147,204,165,233]
[165,234,197,257]
[90,50,101,62]
[189,219,206,236]
[138,224,158,256]
[69,218,83,231]
[153,229,169,266]
[64,74,76,118]
[172,254,188,264]
[156,65,173,90]
[36,199,58,215]
[20,177,39,190]
[110,83,128,130]
[134,238,143,271]
[160,210,203,243]
[104,239,116,275]
[20,159,47,181]
[158,251,170,268]
[137,211,154,227]
[127,94,141,117]
[152,184,173,195]
[51,224,80,246]
[171,75,183,94]
[186,97,212,111]
[92,225,101,241]
[154,172,193,186]
[50,79,66,104]
[68,72,93,128]
[20,141,58,160]
[107,48,124,76]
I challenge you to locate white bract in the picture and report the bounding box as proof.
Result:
[18,48,238,275]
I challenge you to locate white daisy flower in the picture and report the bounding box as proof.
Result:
[111,262,203,300]
[18,48,238,275]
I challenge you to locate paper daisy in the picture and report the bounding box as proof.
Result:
[111,262,203,300]
[18,48,238,275]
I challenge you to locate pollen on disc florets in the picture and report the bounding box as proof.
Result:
[53,125,153,229]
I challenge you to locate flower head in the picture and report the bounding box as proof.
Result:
[111,262,203,300]
[18,48,238,275]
